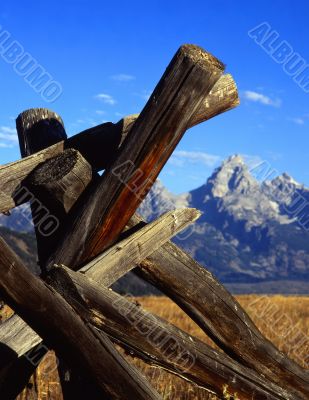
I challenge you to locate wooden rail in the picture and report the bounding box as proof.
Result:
[0,74,238,215]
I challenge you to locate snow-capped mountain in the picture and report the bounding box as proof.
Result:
[139,155,309,282]
[1,155,308,284]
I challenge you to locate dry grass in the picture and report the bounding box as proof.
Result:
[1,295,307,399]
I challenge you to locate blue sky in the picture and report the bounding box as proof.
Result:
[0,1,308,193]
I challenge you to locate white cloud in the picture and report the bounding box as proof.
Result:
[95,110,106,115]
[95,93,116,105]
[169,151,221,167]
[0,126,18,144]
[110,74,135,82]
[243,91,281,107]
[288,117,304,125]
[0,142,13,148]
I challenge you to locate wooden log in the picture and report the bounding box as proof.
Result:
[0,237,161,400]
[125,216,309,399]
[47,265,296,400]
[0,68,238,395]
[0,208,198,398]
[24,148,93,268]
[17,109,104,399]
[26,148,92,215]
[16,109,68,269]
[16,108,66,158]
[0,109,73,399]
[0,208,305,399]
[0,74,237,214]
[0,208,199,363]
[110,72,239,148]
[47,44,225,268]
[80,208,201,282]
[25,147,94,400]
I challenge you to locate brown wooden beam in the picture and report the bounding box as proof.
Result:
[16,108,69,269]
[24,148,93,269]
[0,237,161,400]
[16,108,66,158]
[127,216,309,399]
[47,44,225,269]
[0,74,237,215]
[48,264,296,400]
[80,208,201,284]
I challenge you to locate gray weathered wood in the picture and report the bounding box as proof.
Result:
[16,110,96,399]
[26,148,92,215]
[0,237,161,400]
[126,217,309,399]
[25,148,93,269]
[16,109,68,269]
[47,264,297,400]
[80,208,201,283]
[0,74,237,215]
[24,147,92,400]
[0,208,199,398]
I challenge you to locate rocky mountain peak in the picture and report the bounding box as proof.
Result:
[205,154,258,198]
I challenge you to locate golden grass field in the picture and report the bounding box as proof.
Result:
[0,295,307,399]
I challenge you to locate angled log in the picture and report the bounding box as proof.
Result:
[0,209,305,399]
[47,44,225,269]
[0,208,200,364]
[47,265,296,400]
[124,216,309,399]
[0,237,161,400]
[0,74,237,215]
[25,148,93,400]
[80,208,201,284]
[17,109,101,399]
[0,141,68,214]
[107,73,239,149]
[0,208,198,398]
[0,109,71,399]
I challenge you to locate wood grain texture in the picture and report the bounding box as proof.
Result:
[26,148,92,215]
[124,215,309,399]
[80,208,201,283]
[25,148,93,269]
[16,109,68,270]
[17,112,95,399]
[16,109,66,158]
[0,208,199,398]
[47,44,225,269]
[0,74,237,214]
[0,237,161,400]
[47,265,296,400]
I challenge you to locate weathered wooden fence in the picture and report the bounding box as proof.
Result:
[0,44,308,400]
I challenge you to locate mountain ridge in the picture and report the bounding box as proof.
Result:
[1,155,308,288]
[139,155,309,283]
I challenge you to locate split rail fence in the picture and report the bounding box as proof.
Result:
[0,44,308,400]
